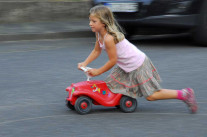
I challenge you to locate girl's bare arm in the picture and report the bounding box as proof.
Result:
[78,38,102,69]
[88,35,117,76]
[84,40,102,65]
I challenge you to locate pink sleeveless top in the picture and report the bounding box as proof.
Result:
[98,34,146,72]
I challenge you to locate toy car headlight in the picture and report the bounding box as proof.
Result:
[71,87,75,96]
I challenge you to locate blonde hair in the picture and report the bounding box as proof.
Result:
[89,5,125,44]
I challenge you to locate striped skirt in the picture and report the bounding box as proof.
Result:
[104,56,162,98]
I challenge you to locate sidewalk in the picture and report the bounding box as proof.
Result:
[0,19,94,41]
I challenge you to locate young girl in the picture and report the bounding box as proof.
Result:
[78,5,198,113]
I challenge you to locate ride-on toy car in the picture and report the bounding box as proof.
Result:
[65,67,137,114]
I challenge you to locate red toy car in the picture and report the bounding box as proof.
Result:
[65,67,137,114]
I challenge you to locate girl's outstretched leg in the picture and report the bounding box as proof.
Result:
[146,89,177,101]
[146,88,198,113]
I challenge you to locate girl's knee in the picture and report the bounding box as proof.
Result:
[146,95,156,101]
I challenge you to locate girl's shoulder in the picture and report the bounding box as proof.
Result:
[106,32,125,44]
[104,34,115,45]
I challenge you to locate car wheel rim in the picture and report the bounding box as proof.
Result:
[80,102,88,109]
[125,100,133,108]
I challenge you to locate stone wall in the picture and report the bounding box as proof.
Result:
[0,1,92,23]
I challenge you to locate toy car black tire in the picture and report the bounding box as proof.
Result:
[120,96,137,113]
[75,96,92,115]
[66,100,75,110]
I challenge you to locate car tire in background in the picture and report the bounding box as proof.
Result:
[122,26,135,39]
[193,0,207,46]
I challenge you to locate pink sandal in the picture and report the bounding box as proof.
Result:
[182,88,198,113]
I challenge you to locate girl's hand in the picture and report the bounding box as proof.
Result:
[87,68,100,77]
[77,62,87,70]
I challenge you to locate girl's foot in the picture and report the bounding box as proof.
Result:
[182,88,198,113]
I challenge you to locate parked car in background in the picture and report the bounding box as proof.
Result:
[92,0,207,46]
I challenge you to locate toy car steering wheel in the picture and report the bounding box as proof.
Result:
[80,67,92,81]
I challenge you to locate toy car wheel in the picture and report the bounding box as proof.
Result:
[120,96,137,113]
[66,100,75,110]
[75,96,92,115]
